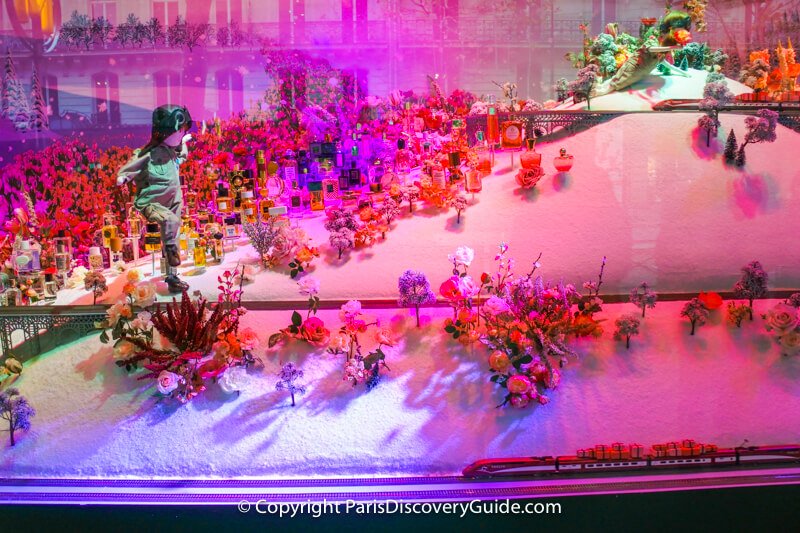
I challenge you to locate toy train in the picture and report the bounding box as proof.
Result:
[652,98,800,112]
[463,440,800,478]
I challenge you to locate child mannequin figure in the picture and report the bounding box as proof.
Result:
[117,105,193,293]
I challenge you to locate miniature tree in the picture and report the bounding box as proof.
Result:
[398,270,436,327]
[787,293,800,308]
[554,78,569,101]
[614,314,641,349]
[681,298,709,335]
[115,14,146,47]
[678,56,689,70]
[450,194,468,224]
[0,388,35,446]
[29,67,49,131]
[275,362,306,407]
[630,282,658,318]
[379,197,401,226]
[733,260,769,320]
[400,185,420,213]
[2,50,30,130]
[84,271,108,305]
[739,58,770,94]
[568,64,599,110]
[61,11,94,50]
[723,128,738,164]
[330,228,355,260]
[726,302,751,328]
[736,109,779,167]
[697,81,733,146]
[91,16,114,47]
[706,71,726,84]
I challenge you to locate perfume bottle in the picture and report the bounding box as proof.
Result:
[43,272,58,300]
[421,142,434,176]
[431,161,446,190]
[447,152,464,184]
[54,237,72,275]
[369,160,385,192]
[223,216,238,239]
[322,175,340,205]
[520,138,542,169]
[486,100,500,146]
[255,150,267,189]
[101,212,118,249]
[308,181,325,211]
[259,196,275,219]
[193,238,207,268]
[282,153,299,191]
[465,164,482,193]
[348,162,361,190]
[88,246,104,271]
[3,280,21,306]
[126,205,143,237]
[215,183,233,214]
[288,181,304,218]
[144,223,162,253]
[394,138,412,180]
[241,190,257,224]
[109,237,124,265]
[229,165,246,195]
[474,131,492,176]
[338,168,350,192]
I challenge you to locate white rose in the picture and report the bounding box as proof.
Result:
[779,329,800,356]
[156,371,181,394]
[458,275,480,299]
[297,276,321,297]
[448,246,475,267]
[67,266,89,289]
[339,299,362,320]
[218,366,248,394]
[134,282,156,308]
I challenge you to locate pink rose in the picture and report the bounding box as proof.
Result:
[507,374,532,394]
[156,371,181,394]
[301,317,331,346]
[510,394,530,408]
[439,276,462,301]
[238,327,260,351]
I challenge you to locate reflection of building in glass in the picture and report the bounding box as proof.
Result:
[0,0,752,128]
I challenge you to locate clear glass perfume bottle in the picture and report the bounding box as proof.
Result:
[288,181,304,218]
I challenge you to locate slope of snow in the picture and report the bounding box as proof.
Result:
[2,299,799,479]
[558,68,751,111]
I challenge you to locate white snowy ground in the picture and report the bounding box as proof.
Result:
[557,67,752,111]
[2,299,800,479]
[51,108,800,306]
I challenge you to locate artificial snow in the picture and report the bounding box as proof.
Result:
[2,300,800,478]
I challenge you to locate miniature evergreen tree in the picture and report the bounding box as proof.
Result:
[681,298,709,335]
[61,11,94,50]
[724,128,738,163]
[614,314,641,349]
[734,145,746,167]
[733,260,769,320]
[398,270,436,327]
[678,56,689,70]
[630,282,658,318]
[1,50,12,119]
[0,388,35,446]
[29,67,49,131]
[275,362,306,406]
[144,17,166,47]
[2,50,31,130]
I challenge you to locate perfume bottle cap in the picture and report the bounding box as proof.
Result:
[397,139,406,149]
[146,223,160,233]
[224,216,236,225]
[307,181,323,192]
[526,138,536,150]
[448,152,461,167]
[241,190,254,199]
[268,205,288,217]
[476,131,484,142]
[89,246,101,255]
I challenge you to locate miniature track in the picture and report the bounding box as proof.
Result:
[2,467,799,505]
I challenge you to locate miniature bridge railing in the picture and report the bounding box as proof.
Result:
[464,110,631,143]
[0,306,107,358]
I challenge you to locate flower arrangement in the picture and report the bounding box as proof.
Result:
[681,298,709,335]
[515,166,545,189]
[269,277,329,348]
[763,303,800,356]
[441,246,481,344]
[398,270,436,327]
[630,282,658,318]
[242,219,318,278]
[98,267,258,403]
[328,300,393,390]
[479,244,605,408]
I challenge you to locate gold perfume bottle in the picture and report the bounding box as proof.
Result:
[193,238,207,268]
[101,212,118,248]
[308,181,325,211]
[241,190,257,224]
[144,223,162,253]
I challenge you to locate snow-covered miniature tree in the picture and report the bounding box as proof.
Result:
[0,388,35,446]
[706,71,726,84]
[740,58,770,94]
[569,64,599,110]
[329,228,355,260]
[398,270,436,327]
[736,109,778,167]
[379,197,401,226]
[681,298,709,335]
[2,50,31,130]
[450,194,468,224]
[554,78,569,101]
[723,128,738,163]
[697,81,733,146]
[29,67,49,131]
[324,208,359,259]
[614,314,641,349]
[275,362,306,407]
[630,282,658,318]
[733,260,769,320]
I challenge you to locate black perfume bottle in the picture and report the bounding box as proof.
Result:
[338,168,350,191]
[348,161,361,189]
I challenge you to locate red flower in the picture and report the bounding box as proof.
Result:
[300,317,331,346]
[439,276,462,301]
[232,145,248,157]
[198,358,229,379]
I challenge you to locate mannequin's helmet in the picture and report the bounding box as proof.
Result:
[140,105,193,155]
